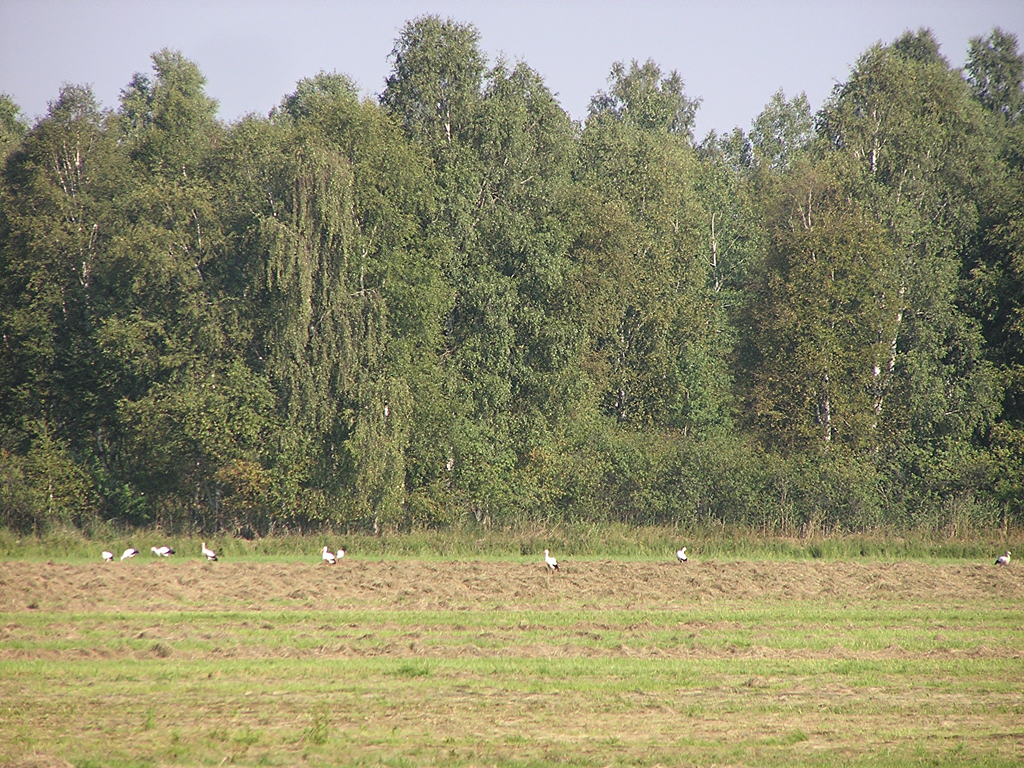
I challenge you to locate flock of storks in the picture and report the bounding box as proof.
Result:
[98,543,1011,567]
[101,542,218,562]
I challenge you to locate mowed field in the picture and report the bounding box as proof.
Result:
[1,556,1022,767]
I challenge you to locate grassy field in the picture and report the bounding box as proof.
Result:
[2,522,1020,562]
[1,553,1022,767]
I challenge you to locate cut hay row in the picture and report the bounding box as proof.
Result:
[1,558,1021,614]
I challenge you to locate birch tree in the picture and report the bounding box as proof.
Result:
[809,30,1001,514]
[0,85,121,471]
[744,157,896,450]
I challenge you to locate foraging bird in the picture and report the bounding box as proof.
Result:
[151,546,174,557]
[676,547,688,563]
[996,551,1011,566]
[101,550,114,562]
[201,542,218,562]
[120,547,138,561]
[336,547,345,560]
[321,545,336,565]
[544,549,559,571]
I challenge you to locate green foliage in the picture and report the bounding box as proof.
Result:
[966,27,1024,122]
[0,428,97,535]
[1,23,1023,537]
[381,15,486,149]
[303,704,331,746]
[0,93,27,160]
[742,157,897,450]
[578,86,731,434]
[748,89,813,172]
[120,48,220,176]
[589,59,701,139]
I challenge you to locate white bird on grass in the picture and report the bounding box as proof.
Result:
[676,547,688,563]
[996,551,1011,566]
[151,546,175,557]
[201,542,218,562]
[101,550,114,562]
[544,549,559,571]
[336,547,345,560]
[321,545,336,565]
[120,547,138,561]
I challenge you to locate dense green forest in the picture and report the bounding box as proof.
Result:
[1,18,1022,537]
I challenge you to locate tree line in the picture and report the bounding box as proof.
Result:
[1,18,1022,536]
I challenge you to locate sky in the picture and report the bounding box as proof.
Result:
[1,1,1022,139]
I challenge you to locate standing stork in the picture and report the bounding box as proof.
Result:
[101,550,114,562]
[544,549,559,571]
[120,547,138,561]
[995,551,1011,566]
[151,546,175,557]
[676,546,688,563]
[321,545,337,565]
[201,542,218,562]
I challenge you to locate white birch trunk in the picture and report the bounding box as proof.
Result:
[871,285,906,435]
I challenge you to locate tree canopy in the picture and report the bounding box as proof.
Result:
[2,22,1023,536]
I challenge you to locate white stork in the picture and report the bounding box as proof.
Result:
[544,549,559,571]
[120,547,138,561]
[336,547,346,560]
[151,546,175,557]
[996,551,1011,566]
[676,546,688,563]
[201,542,218,562]
[321,545,336,565]
[101,550,114,562]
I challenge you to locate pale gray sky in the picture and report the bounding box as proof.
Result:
[1,1,1021,139]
